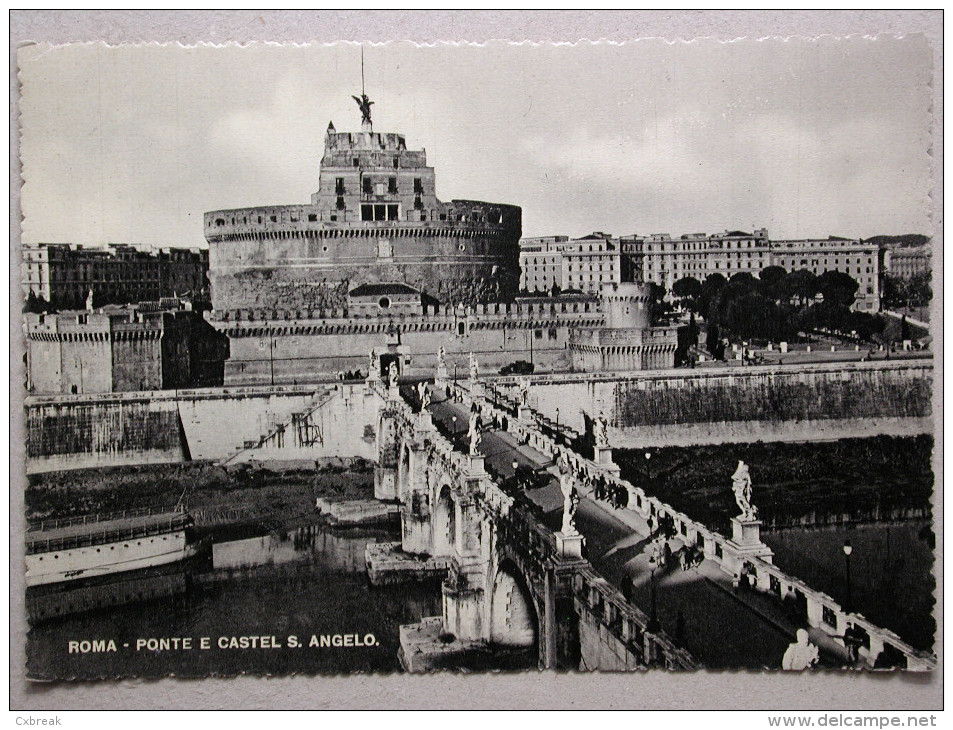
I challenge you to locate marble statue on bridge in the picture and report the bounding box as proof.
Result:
[437,346,446,370]
[368,349,378,381]
[558,462,580,537]
[594,413,609,448]
[388,361,399,390]
[417,382,431,411]
[731,460,758,521]
[468,412,482,456]
[469,352,479,383]
[517,377,530,406]
[781,629,819,670]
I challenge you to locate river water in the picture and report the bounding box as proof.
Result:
[27,523,444,679]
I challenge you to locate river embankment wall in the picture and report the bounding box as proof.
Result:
[24,360,932,474]
[512,359,932,448]
[25,386,319,474]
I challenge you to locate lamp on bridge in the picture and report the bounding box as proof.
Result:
[555,407,560,443]
[647,538,663,632]
[843,539,853,614]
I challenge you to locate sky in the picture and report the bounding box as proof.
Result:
[18,37,933,248]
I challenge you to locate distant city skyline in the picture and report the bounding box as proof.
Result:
[19,38,933,248]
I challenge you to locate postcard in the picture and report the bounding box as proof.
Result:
[15,33,937,686]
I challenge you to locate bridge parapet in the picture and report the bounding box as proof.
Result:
[475,380,936,671]
[573,566,700,670]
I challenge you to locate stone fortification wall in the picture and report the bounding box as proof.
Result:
[211,298,603,385]
[206,211,521,312]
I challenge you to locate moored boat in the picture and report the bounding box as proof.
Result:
[26,508,198,587]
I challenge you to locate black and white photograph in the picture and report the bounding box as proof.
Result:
[11,12,940,711]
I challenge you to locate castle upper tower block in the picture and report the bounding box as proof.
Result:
[204,106,522,319]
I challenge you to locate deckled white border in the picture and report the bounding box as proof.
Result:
[8,10,943,712]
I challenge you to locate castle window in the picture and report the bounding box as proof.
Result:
[335,178,345,194]
[308,214,317,222]
[388,205,399,221]
[393,158,399,169]
[353,158,359,167]
[374,204,387,221]
[361,205,373,221]
[378,297,391,310]
[270,215,277,222]
[330,215,337,222]
[415,196,423,210]
[215,218,225,227]
[414,178,423,194]
[336,196,346,211]
[363,177,373,195]
[388,177,398,194]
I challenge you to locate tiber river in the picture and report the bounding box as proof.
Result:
[27,524,445,679]
[26,514,934,678]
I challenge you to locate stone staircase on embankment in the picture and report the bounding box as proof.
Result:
[219,386,337,466]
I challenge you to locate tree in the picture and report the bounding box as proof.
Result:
[901,315,911,342]
[700,273,728,318]
[758,266,788,302]
[815,270,859,309]
[23,291,47,314]
[906,273,932,307]
[728,271,758,290]
[843,311,885,341]
[706,322,725,360]
[724,293,786,341]
[783,269,818,307]
[672,276,703,303]
[882,274,906,309]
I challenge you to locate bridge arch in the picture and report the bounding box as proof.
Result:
[488,556,540,650]
[433,484,456,557]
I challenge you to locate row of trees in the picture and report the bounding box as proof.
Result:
[672,268,886,347]
[882,273,932,310]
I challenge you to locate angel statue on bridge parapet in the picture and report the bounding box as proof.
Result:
[437,346,446,370]
[594,412,610,448]
[468,352,479,383]
[417,382,431,411]
[468,411,482,456]
[731,460,758,521]
[517,377,530,406]
[368,349,378,380]
[388,361,399,389]
[558,463,580,537]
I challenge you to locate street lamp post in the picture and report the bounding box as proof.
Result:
[555,407,560,443]
[843,539,853,614]
[648,538,662,632]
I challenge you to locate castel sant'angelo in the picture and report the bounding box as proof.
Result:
[204,93,674,384]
